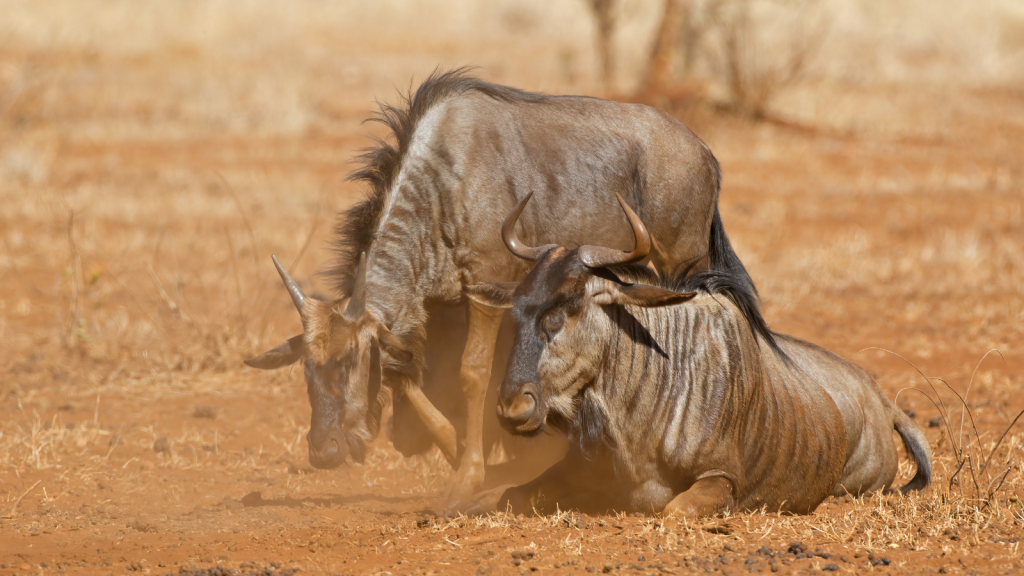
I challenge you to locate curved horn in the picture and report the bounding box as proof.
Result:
[502,192,556,262]
[272,254,306,315]
[342,252,367,321]
[578,193,652,268]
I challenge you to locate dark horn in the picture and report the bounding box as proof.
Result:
[578,192,652,268]
[272,254,306,315]
[342,252,367,321]
[502,192,556,262]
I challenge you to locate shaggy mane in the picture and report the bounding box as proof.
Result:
[325,67,548,295]
[605,262,787,361]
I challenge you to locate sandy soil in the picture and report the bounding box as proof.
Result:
[2,2,1023,575]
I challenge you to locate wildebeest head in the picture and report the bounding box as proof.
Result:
[467,193,696,436]
[244,254,411,469]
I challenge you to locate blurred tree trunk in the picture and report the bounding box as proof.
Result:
[588,0,618,92]
[643,0,687,95]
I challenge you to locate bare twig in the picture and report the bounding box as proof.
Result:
[5,480,41,518]
[63,209,83,350]
[224,228,248,331]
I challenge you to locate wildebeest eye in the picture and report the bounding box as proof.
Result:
[541,310,565,337]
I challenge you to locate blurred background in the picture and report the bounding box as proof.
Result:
[0,0,1022,501]
[0,2,1023,568]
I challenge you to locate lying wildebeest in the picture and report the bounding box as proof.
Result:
[243,68,769,501]
[465,193,932,515]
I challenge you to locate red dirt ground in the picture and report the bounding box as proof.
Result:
[2,3,1023,575]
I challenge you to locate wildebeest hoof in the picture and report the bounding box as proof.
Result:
[447,484,516,516]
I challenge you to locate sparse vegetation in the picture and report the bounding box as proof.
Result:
[1,0,1022,573]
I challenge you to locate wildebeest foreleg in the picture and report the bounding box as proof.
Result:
[497,453,611,514]
[663,473,736,518]
[402,384,460,466]
[444,299,504,502]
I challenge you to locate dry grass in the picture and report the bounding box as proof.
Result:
[0,0,1022,572]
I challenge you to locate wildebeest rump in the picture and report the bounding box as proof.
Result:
[466,194,932,515]
[243,68,764,502]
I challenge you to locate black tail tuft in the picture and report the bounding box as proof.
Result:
[895,408,933,493]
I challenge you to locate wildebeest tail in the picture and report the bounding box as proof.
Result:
[708,205,757,296]
[894,407,933,493]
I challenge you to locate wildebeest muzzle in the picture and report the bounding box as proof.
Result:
[497,381,546,434]
[306,426,348,469]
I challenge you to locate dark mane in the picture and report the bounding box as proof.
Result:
[606,263,787,361]
[325,67,549,295]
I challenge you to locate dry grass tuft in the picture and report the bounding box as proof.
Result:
[0,1,1021,571]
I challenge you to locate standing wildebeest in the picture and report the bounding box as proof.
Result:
[466,194,932,515]
[243,68,767,501]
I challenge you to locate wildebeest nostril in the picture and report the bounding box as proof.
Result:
[323,438,340,458]
[308,429,348,469]
[504,383,538,422]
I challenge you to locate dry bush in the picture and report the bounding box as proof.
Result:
[894,350,1024,509]
[652,0,827,118]
[703,0,827,118]
[586,0,621,92]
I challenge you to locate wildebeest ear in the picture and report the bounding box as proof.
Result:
[464,282,517,308]
[592,281,697,308]
[377,325,414,364]
[244,334,304,369]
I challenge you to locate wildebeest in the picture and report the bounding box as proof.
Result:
[465,194,932,515]
[243,68,767,502]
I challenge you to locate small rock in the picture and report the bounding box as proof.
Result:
[928,416,944,428]
[128,519,156,533]
[192,405,217,419]
[903,409,916,419]
[153,437,172,453]
[822,564,839,572]
[870,557,891,567]
[511,550,534,561]
[638,556,646,562]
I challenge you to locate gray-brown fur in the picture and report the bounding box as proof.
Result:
[475,250,932,516]
[246,68,761,501]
